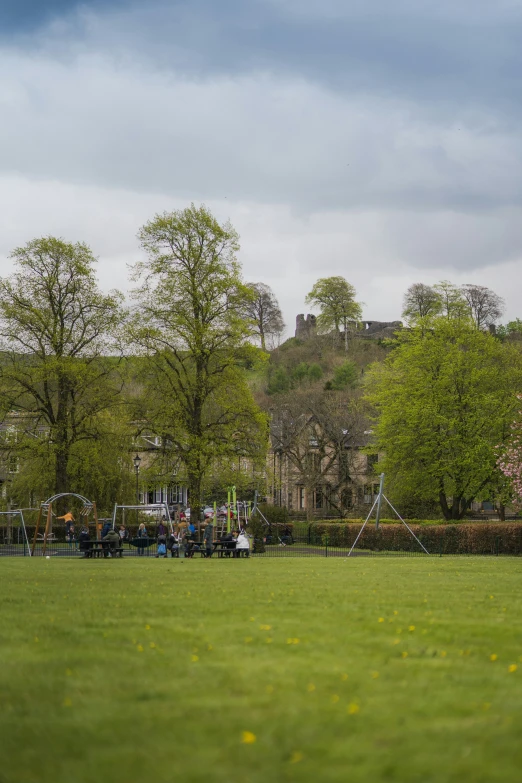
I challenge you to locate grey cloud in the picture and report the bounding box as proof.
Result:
[1,51,522,219]
[27,0,522,122]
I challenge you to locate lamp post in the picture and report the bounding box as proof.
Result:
[133,454,141,527]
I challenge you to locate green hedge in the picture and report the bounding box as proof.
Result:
[308,522,522,554]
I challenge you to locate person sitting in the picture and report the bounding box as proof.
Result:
[78,527,91,558]
[235,531,250,558]
[167,530,180,558]
[156,534,168,559]
[220,531,235,557]
[101,520,112,538]
[118,525,129,545]
[102,527,121,557]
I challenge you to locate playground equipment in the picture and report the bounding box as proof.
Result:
[111,502,173,530]
[0,509,32,557]
[348,473,429,556]
[31,493,99,556]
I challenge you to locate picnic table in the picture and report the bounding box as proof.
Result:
[80,540,124,559]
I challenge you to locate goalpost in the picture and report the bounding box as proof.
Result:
[0,510,32,557]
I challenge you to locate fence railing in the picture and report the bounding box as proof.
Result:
[2,526,522,558]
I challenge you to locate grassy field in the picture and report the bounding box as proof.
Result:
[0,558,521,783]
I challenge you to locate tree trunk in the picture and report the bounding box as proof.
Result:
[498,502,505,522]
[260,330,266,351]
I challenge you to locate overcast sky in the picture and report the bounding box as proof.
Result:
[1,0,522,335]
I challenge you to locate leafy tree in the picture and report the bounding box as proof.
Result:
[305,276,362,351]
[366,318,522,519]
[432,281,469,321]
[496,319,522,341]
[461,284,505,329]
[330,361,358,390]
[131,204,268,507]
[0,237,125,496]
[402,283,442,323]
[245,282,285,350]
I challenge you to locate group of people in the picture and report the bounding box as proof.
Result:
[58,510,251,558]
[151,521,251,559]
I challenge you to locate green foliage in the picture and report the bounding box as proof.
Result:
[310,521,522,554]
[305,276,362,335]
[256,503,288,524]
[0,237,125,497]
[131,204,268,505]
[330,360,358,390]
[366,318,522,519]
[266,361,324,394]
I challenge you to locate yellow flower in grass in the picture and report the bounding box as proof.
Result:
[508,664,517,673]
[307,683,316,692]
[290,751,303,763]
[371,671,379,679]
[408,626,415,632]
[191,655,199,662]
[490,654,498,662]
[331,694,340,704]
[145,624,151,630]
[440,651,447,658]
[259,625,271,631]
[341,673,348,681]
[347,703,360,715]
[62,697,72,707]
[401,651,408,658]
[137,645,144,653]
[378,617,384,623]
[241,731,256,744]
[244,637,253,644]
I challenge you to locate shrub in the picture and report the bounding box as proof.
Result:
[256,504,289,525]
[308,522,522,554]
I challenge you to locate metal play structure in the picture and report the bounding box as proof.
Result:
[31,493,99,556]
[0,509,32,557]
[111,502,173,530]
[348,473,430,556]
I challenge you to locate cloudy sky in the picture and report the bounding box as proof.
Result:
[1,0,522,334]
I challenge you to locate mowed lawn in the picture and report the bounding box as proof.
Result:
[1,558,521,783]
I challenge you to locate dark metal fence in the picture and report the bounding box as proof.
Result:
[2,525,521,558]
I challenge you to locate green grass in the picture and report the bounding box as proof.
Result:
[1,558,521,783]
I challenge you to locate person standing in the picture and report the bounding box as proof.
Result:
[203,520,214,558]
[137,522,148,556]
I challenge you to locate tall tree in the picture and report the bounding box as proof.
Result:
[461,284,505,329]
[131,204,268,508]
[402,283,442,323]
[0,237,125,496]
[305,276,362,351]
[245,282,285,350]
[366,318,522,519]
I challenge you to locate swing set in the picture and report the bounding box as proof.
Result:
[31,493,100,556]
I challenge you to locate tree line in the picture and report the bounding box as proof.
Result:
[1,202,522,520]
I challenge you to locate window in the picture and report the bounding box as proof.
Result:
[8,455,19,474]
[341,488,353,508]
[314,488,323,509]
[367,454,379,472]
[298,486,305,509]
